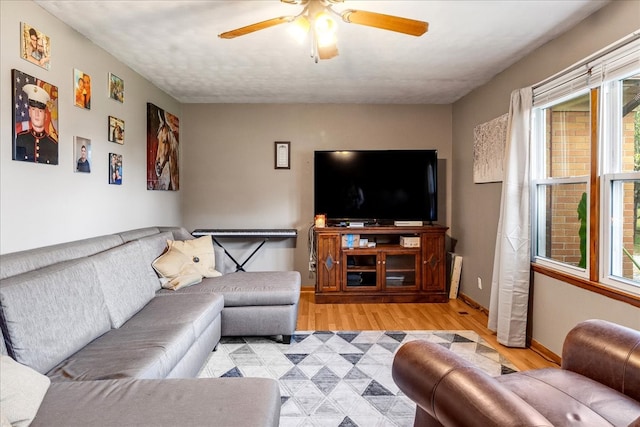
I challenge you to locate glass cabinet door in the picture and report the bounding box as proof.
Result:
[384,253,420,290]
[344,252,379,291]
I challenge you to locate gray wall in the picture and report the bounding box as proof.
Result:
[0,0,182,254]
[451,0,640,353]
[180,104,452,277]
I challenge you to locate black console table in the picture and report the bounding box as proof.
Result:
[191,229,297,272]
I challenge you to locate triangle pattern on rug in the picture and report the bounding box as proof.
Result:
[285,353,307,364]
[385,331,407,342]
[337,332,360,343]
[363,379,394,396]
[200,330,519,427]
[341,353,364,365]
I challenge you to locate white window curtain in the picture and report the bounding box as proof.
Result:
[488,87,533,348]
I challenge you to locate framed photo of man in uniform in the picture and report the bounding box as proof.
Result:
[12,69,59,165]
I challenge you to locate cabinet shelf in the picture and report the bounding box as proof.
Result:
[346,267,377,272]
[315,225,448,303]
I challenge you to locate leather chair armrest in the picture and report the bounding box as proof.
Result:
[562,319,640,401]
[392,340,552,427]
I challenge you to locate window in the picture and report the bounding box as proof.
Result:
[531,35,640,299]
[532,93,591,275]
[601,74,640,295]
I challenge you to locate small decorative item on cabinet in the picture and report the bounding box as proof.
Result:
[341,234,360,248]
[400,236,420,248]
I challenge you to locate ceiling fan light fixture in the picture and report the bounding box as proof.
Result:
[314,11,337,48]
[314,11,336,34]
[317,42,338,60]
[289,15,310,43]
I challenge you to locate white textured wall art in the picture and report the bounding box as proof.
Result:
[473,113,508,183]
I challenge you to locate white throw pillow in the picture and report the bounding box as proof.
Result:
[0,356,50,427]
[152,236,221,290]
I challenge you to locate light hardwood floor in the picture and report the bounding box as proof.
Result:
[296,289,559,371]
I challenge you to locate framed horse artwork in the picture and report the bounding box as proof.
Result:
[146,103,179,191]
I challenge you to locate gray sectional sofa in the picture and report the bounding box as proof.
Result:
[0,226,301,426]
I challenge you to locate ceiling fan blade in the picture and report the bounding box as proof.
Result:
[218,16,293,39]
[341,10,428,36]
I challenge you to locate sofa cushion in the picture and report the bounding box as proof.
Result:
[90,240,158,328]
[0,356,50,427]
[158,226,194,241]
[116,227,161,243]
[121,293,223,339]
[135,231,175,291]
[0,259,111,373]
[136,231,174,267]
[47,322,196,381]
[158,271,301,307]
[0,234,123,280]
[152,236,221,285]
[32,377,281,427]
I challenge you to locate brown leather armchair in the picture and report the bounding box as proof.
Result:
[392,319,640,427]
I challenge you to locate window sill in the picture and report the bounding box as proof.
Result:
[531,263,640,308]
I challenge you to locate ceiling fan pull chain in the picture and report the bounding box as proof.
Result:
[310,26,319,63]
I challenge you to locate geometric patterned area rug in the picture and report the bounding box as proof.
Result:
[198,330,518,427]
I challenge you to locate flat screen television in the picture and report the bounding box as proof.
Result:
[314,150,437,225]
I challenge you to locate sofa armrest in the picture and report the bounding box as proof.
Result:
[562,319,640,401]
[392,340,552,427]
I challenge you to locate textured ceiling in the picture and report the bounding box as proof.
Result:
[36,0,610,104]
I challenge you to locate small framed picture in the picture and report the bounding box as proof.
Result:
[108,72,124,103]
[109,153,122,185]
[20,23,51,70]
[275,141,290,169]
[73,69,91,109]
[108,116,124,144]
[74,136,91,173]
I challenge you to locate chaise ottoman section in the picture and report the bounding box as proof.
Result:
[32,377,281,427]
[157,271,301,343]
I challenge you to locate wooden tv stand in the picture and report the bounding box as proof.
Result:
[314,225,448,303]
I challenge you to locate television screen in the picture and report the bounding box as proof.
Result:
[314,150,437,224]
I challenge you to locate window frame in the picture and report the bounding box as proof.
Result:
[530,90,592,280]
[531,62,640,306]
[598,74,640,296]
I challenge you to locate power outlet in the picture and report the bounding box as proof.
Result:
[309,261,316,272]
[477,277,483,290]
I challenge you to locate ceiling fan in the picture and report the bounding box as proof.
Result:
[218,0,428,62]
